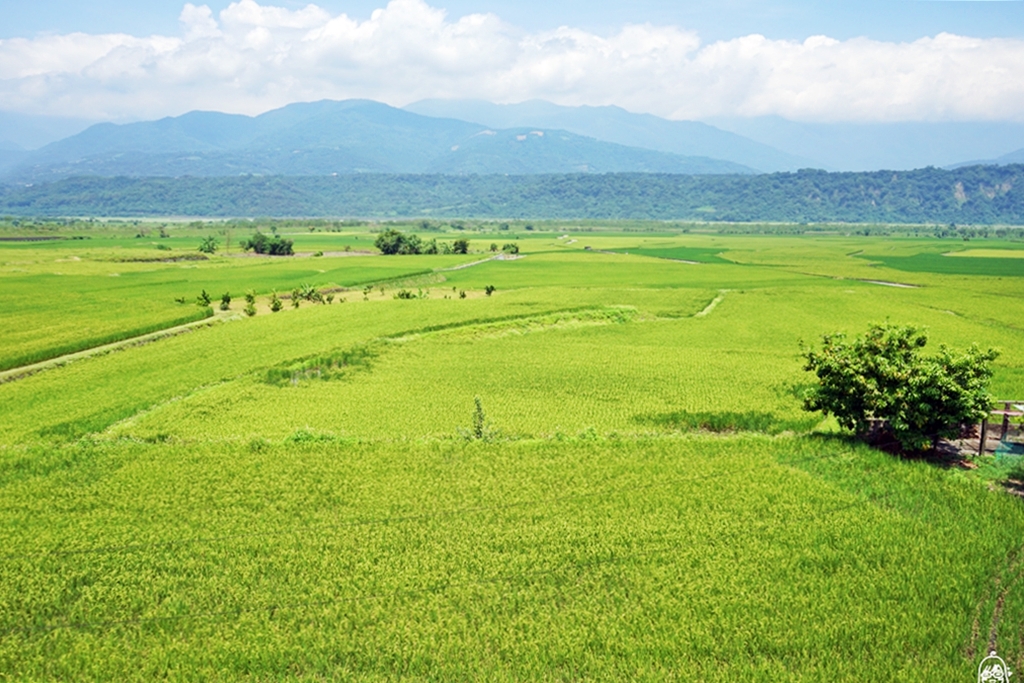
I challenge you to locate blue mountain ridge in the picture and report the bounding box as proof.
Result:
[405,99,812,172]
[3,100,755,182]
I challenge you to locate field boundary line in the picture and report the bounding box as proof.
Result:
[0,311,238,385]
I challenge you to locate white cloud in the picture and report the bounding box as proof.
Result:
[1,0,1023,122]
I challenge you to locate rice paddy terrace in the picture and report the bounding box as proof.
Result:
[2,219,1024,680]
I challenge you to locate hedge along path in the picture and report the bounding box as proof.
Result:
[0,310,238,385]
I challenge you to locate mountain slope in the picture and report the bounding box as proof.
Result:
[5,100,752,180]
[0,111,97,151]
[405,99,810,172]
[951,147,1024,169]
[709,117,1024,172]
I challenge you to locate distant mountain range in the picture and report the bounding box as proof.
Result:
[405,99,811,172]
[952,147,1024,169]
[705,117,1024,172]
[1,100,754,182]
[4,99,1024,181]
[409,102,1024,172]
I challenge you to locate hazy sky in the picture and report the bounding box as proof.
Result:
[2,0,1023,122]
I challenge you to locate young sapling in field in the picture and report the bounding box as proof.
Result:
[198,236,218,254]
[219,292,231,311]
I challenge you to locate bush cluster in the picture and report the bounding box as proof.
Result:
[241,231,294,255]
[375,229,469,255]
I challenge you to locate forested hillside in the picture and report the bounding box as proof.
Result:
[2,164,1022,222]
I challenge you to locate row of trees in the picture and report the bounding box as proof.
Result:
[375,229,470,255]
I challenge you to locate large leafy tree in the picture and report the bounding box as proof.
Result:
[802,323,998,452]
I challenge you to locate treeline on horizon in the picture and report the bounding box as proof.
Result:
[1,165,1022,223]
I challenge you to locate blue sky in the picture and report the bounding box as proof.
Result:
[4,0,1024,41]
[2,0,1023,122]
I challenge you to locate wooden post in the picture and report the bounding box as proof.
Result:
[1002,402,1012,440]
[980,418,989,456]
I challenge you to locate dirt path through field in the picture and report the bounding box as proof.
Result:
[0,311,238,385]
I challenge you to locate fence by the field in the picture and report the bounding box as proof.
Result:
[977,400,1024,456]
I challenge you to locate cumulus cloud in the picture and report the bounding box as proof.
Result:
[1,0,1022,122]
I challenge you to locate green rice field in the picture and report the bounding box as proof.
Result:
[2,219,1024,680]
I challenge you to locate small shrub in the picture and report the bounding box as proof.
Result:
[502,243,519,254]
[299,283,323,303]
[459,290,467,299]
[249,437,270,453]
[197,289,212,306]
[270,292,283,312]
[244,302,257,317]
[219,292,231,311]
[198,236,218,254]
[395,289,415,300]
[485,285,496,296]
[285,428,339,444]
[452,238,470,254]
[244,289,257,305]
